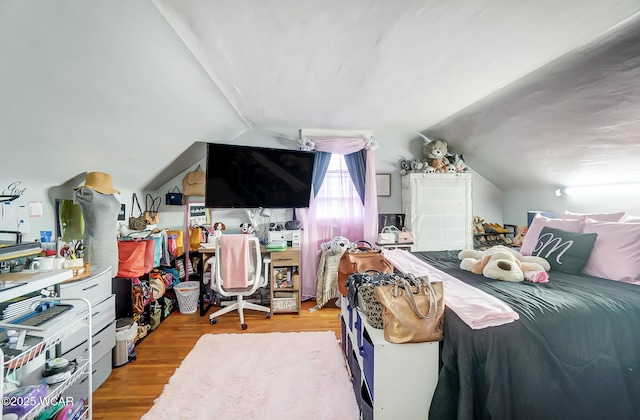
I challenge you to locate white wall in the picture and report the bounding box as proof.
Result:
[503,186,640,227]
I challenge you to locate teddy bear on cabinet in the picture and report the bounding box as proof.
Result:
[423,139,450,173]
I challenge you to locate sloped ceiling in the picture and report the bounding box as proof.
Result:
[2,0,640,193]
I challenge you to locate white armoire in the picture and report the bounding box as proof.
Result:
[401,172,473,252]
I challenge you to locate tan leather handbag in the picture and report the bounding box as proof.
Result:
[337,241,393,297]
[144,194,161,225]
[375,275,444,343]
[182,165,206,203]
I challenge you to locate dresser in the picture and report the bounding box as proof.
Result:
[401,172,473,252]
[56,265,116,392]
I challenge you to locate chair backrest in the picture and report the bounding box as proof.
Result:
[212,234,263,296]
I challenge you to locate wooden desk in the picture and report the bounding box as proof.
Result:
[197,245,301,315]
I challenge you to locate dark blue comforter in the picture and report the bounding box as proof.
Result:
[415,251,640,420]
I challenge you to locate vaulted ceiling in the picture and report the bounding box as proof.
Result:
[2,1,640,193]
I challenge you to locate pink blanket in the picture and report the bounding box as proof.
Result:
[220,235,250,288]
[383,249,519,329]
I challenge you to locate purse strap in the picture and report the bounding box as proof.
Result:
[131,193,143,217]
[353,240,373,248]
[169,186,181,193]
[146,194,161,212]
[393,277,438,319]
[382,226,400,233]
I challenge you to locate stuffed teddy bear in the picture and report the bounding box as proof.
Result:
[320,236,351,255]
[458,245,550,282]
[423,139,450,172]
[512,226,528,247]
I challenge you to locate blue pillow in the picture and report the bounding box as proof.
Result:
[532,226,598,274]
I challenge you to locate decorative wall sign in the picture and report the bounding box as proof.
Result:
[2,181,26,196]
[188,203,209,227]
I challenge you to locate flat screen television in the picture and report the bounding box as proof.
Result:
[205,143,316,208]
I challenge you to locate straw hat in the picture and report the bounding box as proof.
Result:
[73,172,121,194]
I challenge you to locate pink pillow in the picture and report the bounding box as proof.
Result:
[520,214,583,256]
[582,220,640,283]
[562,210,625,222]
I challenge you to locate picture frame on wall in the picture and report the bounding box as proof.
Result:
[376,173,391,196]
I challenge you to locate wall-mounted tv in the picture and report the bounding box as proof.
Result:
[205,143,316,209]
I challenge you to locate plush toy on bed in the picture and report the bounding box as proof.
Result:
[423,139,450,173]
[459,245,550,282]
[320,236,351,255]
[512,226,528,247]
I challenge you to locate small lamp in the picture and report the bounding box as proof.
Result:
[259,208,272,218]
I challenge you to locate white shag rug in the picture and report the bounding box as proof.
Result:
[142,331,360,420]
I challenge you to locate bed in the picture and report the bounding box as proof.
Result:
[379,212,640,419]
[407,250,640,420]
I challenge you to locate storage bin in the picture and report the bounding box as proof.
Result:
[349,349,362,404]
[272,291,299,313]
[360,328,375,400]
[360,381,374,420]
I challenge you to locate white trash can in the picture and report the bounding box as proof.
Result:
[174,281,200,314]
[113,317,137,367]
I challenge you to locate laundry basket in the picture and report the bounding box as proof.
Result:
[174,281,200,314]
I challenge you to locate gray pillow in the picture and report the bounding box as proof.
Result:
[532,226,597,274]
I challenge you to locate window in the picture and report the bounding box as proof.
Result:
[315,154,364,221]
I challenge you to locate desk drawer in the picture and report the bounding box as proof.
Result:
[270,249,300,266]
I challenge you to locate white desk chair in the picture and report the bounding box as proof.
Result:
[208,234,272,330]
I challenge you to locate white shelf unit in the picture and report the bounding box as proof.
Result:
[340,296,439,419]
[401,172,473,252]
[0,296,92,419]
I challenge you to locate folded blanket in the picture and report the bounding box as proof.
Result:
[220,235,249,288]
[384,249,519,329]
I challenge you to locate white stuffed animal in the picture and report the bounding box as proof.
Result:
[239,223,253,234]
[320,236,351,255]
[459,245,550,282]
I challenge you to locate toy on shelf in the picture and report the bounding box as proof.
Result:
[423,139,450,173]
[512,226,528,247]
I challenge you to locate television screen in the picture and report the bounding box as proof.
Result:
[205,143,316,209]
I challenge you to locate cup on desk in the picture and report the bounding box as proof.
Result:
[53,257,65,269]
[29,256,55,270]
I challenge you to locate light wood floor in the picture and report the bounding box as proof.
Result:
[92,300,341,419]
